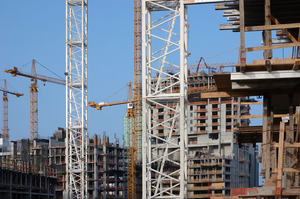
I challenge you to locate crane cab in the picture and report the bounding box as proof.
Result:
[127,103,134,109]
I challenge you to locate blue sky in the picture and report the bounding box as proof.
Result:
[0,1,289,143]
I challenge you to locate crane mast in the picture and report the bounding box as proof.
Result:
[65,0,88,198]
[2,80,8,140]
[30,60,38,140]
[142,0,188,198]
[133,0,142,163]
[1,80,23,140]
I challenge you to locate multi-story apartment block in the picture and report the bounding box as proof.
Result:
[49,129,127,199]
[150,72,259,198]
[0,128,127,199]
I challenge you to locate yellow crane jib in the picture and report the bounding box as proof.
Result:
[89,100,136,111]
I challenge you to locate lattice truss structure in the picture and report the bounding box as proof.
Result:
[30,60,38,140]
[142,0,188,198]
[66,0,88,198]
[2,90,8,139]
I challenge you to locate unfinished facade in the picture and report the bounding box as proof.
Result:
[49,129,127,199]
[0,138,56,199]
[206,0,300,198]
[0,129,127,199]
[150,72,259,198]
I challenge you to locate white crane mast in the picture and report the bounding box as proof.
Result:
[65,0,88,198]
[142,0,188,198]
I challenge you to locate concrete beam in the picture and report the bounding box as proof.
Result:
[231,70,300,81]
[184,0,236,5]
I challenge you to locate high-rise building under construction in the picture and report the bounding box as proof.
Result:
[149,72,259,198]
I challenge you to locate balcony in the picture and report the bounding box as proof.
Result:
[188,186,212,190]
[194,130,206,134]
[195,116,207,119]
[194,123,207,127]
[189,141,198,145]
[212,122,219,126]
[156,133,164,137]
[195,108,206,112]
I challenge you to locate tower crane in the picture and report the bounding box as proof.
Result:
[89,82,137,199]
[0,80,23,139]
[5,59,65,140]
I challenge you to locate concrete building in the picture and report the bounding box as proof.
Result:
[0,128,127,199]
[49,129,127,199]
[150,72,259,198]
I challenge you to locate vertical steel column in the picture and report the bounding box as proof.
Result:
[65,0,88,198]
[142,0,188,198]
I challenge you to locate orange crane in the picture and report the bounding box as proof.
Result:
[5,59,65,140]
[89,82,137,199]
[88,100,136,110]
[0,80,23,139]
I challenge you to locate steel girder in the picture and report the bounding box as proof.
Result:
[142,0,188,198]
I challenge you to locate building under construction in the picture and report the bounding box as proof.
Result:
[203,0,300,198]
[1,0,300,198]
[0,129,127,199]
[149,71,259,198]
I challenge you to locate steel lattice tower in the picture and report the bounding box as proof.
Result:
[134,0,142,166]
[66,0,88,198]
[30,60,38,140]
[2,80,8,139]
[142,0,188,198]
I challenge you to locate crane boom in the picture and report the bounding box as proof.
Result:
[5,66,65,85]
[0,87,23,97]
[89,100,137,110]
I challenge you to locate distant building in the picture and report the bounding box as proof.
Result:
[0,128,127,199]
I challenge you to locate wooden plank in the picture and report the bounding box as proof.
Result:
[264,0,272,60]
[239,0,246,72]
[237,97,241,126]
[231,114,291,119]
[201,92,232,98]
[274,143,300,148]
[283,168,300,173]
[232,102,263,105]
[297,28,300,58]
[251,58,300,65]
[246,42,300,52]
[245,23,300,32]
[271,15,297,43]
[276,122,284,196]
[262,96,270,180]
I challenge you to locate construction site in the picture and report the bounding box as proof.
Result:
[0,0,300,199]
